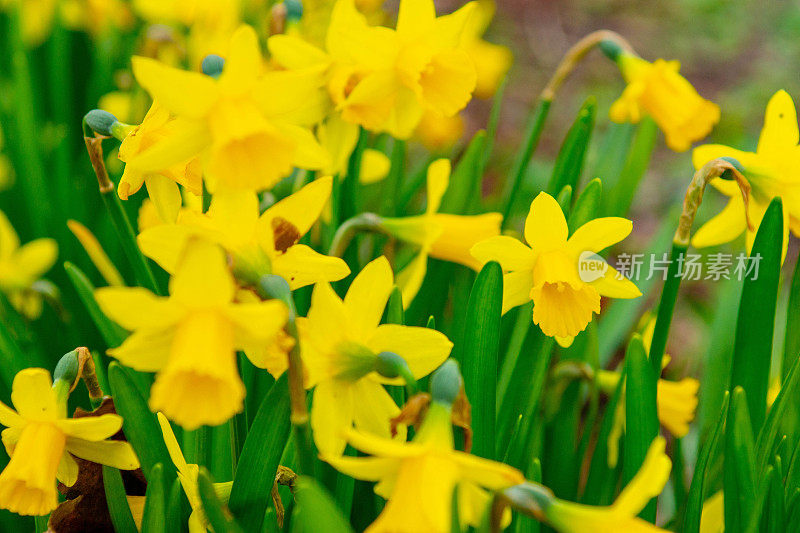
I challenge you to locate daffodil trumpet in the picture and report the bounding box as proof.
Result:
[649,157,752,373]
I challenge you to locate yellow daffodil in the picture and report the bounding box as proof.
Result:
[138,176,350,289]
[298,256,453,455]
[60,0,134,37]
[132,24,329,193]
[0,368,139,515]
[324,362,525,532]
[2,0,57,46]
[699,491,724,533]
[157,413,232,533]
[608,51,719,152]
[692,90,800,260]
[414,109,464,152]
[596,369,699,438]
[269,0,477,139]
[380,159,502,305]
[0,210,58,319]
[117,102,203,223]
[471,192,640,347]
[542,437,670,532]
[96,240,288,429]
[460,0,512,99]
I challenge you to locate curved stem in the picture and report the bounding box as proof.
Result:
[328,212,385,257]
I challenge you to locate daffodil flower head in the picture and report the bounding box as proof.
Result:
[323,361,525,532]
[96,239,289,429]
[607,48,719,152]
[132,24,330,193]
[0,210,58,319]
[138,176,350,290]
[0,368,139,515]
[379,158,502,305]
[471,192,641,347]
[117,102,203,223]
[298,256,453,455]
[692,90,800,261]
[543,436,671,533]
[156,413,232,532]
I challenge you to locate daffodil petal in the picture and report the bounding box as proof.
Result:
[524,192,568,252]
[156,412,189,472]
[218,25,262,92]
[453,450,525,490]
[612,436,671,516]
[108,329,173,372]
[351,379,405,443]
[272,244,351,290]
[0,210,20,259]
[691,144,757,173]
[226,301,288,347]
[590,265,642,299]
[0,401,23,429]
[367,324,453,380]
[268,34,329,70]
[567,217,633,257]
[169,240,235,307]
[131,56,218,119]
[322,455,398,482]
[470,236,535,272]
[262,176,333,238]
[345,427,422,458]
[11,368,58,421]
[501,270,534,314]
[758,90,799,155]
[95,287,177,331]
[144,174,182,224]
[690,196,747,249]
[65,438,140,470]
[56,414,122,441]
[344,256,394,340]
[56,452,79,487]
[311,379,354,456]
[426,159,451,215]
[396,251,429,308]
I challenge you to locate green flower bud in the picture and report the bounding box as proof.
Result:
[720,156,745,180]
[53,349,80,386]
[430,359,462,405]
[599,39,624,62]
[285,0,303,21]
[84,109,118,137]
[202,54,225,78]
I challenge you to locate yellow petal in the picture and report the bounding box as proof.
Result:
[0,210,20,259]
[567,217,633,257]
[65,439,140,470]
[345,427,421,458]
[14,239,57,279]
[132,57,218,119]
[306,282,351,345]
[691,144,758,173]
[124,118,211,173]
[137,223,200,274]
[156,412,190,473]
[359,149,391,184]
[95,287,177,330]
[67,220,125,287]
[352,380,406,442]
[323,454,398,482]
[281,123,331,171]
[470,236,535,272]
[107,329,173,372]
[226,301,288,348]
[311,379,354,456]
[590,265,642,299]
[57,452,79,487]
[268,34,329,70]
[255,69,330,127]
[758,90,799,156]
[208,189,261,248]
[169,240,235,307]
[524,192,568,252]
[501,270,534,314]
[262,176,334,239]
[56,414,122,441]
[612,436,671,516]
[396,0,436,36]
[319,116,361,176]
[11,369,58,422]
[531,282,600,340]
[395,250,429,308]
[426,159,451,214]
[418,48,476,117]
[0,401,23,429]
[367,324,453,380]
[218,25,262,94]
[691,196,747,249]
[429,213,503,269]
[343,256,394,340]
[453,450,525,490]
[271,244,351,290]
[145,174,182,224]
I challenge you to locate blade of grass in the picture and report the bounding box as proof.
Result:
[103,466,138,533]
[141,463,166,533]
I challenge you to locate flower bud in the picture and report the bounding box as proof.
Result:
[83,109,118,137]
[599,39,624,62]
[53,349,80,387]
[202,54,225,78]
[430,359,462,405]
[719,156,745,180]
[374,351,409,379]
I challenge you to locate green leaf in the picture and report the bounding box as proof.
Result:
[108,362,174,479]
[683,393,729,533]
[623,334,659,521]
[501,99,552,224]
[755,354,800,473]
[228,373,291,532]
[441,130,487,213]
[198,468,244,533]
[165,476,187,533]
[291,477,355,533]
[103,466,138,533]
[385,286,404,325]
[648,242,688,374]
[567,178,602,232]
[731,198,783,431]
[451,485,462,533]
[555,185,572,214]
[64,261,127,347]
[142,463,166,533]
[546,97,595,196]
[605,117,657,217]
[763,461,786,533]
[724,387,757,533]
[455,261,502,459]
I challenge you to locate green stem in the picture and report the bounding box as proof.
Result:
[380,139,406,216]
[327,213,384,257]
[83,135,163,295]
[648,242,687,374]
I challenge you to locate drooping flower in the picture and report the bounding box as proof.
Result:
[268,0,478,139]
[138,176,350,289]
[116,102,203,223]
[692,90,800,260]
[608,50,719,152]
[324,361,525,532]
[542,437,671,532]
[471,192,641,347]
[131,24,329,193]
[0,368,139,515]
[379,159,502,305]
[298,256,453,455]
[96,239,288,429]
[157,413,232,533]
[0,210,58,318]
